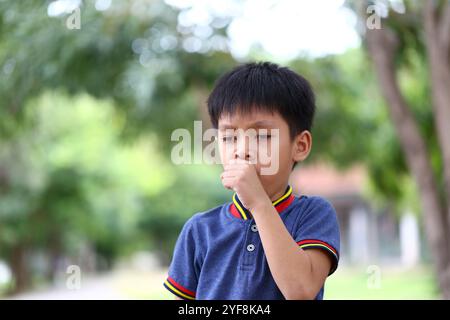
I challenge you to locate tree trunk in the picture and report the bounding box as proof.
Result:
[9,243,30,294]
[366,25,450,298]
[424,0,450,253]
[46,232,63,284]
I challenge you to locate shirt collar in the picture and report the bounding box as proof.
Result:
[229,185,295,220]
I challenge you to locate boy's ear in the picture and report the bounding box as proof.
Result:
[292,130,312,162]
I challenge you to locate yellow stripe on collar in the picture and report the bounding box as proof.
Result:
[233,193,248,220]
[272,185,292,206]
[231,185,293,220]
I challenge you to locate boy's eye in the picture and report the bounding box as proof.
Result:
[257,134,271,141]
[222,136,236,143]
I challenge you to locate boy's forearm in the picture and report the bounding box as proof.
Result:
[252,201,317,300]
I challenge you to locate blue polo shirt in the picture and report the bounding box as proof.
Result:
[163,185,340,300]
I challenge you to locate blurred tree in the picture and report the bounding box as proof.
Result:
[0,92,177,293]
[0,0,235,293]
[343,0,450,298]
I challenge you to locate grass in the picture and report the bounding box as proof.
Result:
[323,265,439,300]
[137,265,439,300]
[5,265,439,300]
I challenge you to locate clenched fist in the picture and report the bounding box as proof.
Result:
[220,159,270,212]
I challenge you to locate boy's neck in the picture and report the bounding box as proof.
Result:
[268,184,290,202]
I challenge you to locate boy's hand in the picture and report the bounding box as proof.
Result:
[220,159,271,211]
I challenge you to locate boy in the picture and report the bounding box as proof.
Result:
[163,62,340,300]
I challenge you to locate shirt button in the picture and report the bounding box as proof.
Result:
[247,244,255,252]
[251,224,258,232]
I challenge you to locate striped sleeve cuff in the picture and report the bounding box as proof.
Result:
[163,276,196,300]
[297,239,339,275]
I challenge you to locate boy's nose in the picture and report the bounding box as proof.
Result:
[234,136,256,161]
[234,150,251,161]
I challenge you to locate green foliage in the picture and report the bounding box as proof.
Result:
[0,1,236,293]
[291,46,437,216]
[0,91,175,290]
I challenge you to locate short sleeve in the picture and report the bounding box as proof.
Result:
[294,197,340,275]
[163,217,201,300]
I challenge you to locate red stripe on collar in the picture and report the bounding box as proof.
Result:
[229,191,296,220]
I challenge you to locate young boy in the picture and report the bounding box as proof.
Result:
[163,62,340,300]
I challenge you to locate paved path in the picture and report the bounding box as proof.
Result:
[8,268,170,300]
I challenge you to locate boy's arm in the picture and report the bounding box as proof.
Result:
[221,161,336,300]
[163,218,199,300]
[252,201,331,300]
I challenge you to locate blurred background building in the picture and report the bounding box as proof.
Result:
[291,164,423,268]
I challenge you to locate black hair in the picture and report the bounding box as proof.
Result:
[207,61,316,139]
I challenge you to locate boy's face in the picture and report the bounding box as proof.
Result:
[217,110,311,199]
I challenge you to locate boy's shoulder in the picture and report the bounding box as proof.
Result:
[296,194,335,211]
[293,194,338,224]
[182,203,227,228]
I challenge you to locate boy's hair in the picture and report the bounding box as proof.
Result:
[207,61,316,139]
